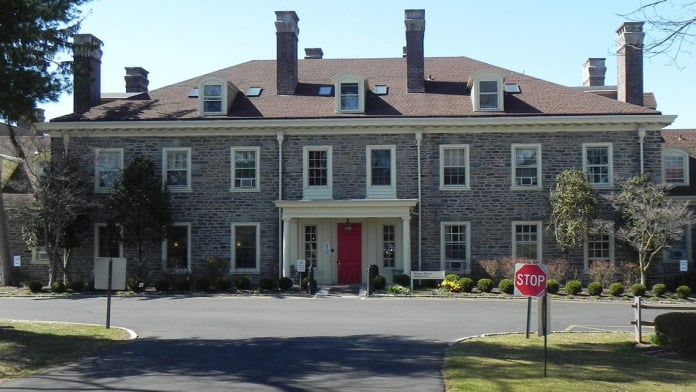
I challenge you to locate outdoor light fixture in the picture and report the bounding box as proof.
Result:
[344,219,352,232]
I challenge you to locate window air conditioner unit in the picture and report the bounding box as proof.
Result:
[447,261,464,270]
[240,178,255,188]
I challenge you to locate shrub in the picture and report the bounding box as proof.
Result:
[373,274,386,291]
[236,276,251,290]
[458,277,474,293]
[444,273,460,282]
[69,280,84,292]
[631,283,647,297]
[608,282,624,297]
[28,280,43,293]
[440,279,461,293]
[50,280,66,293]
[477,278,493,293]
[586,261,617,289]
[155,279,171,292]
[546,279,560,294]
[478,257,520,281]
[172,276,191,291]
[259,276,276,291]
[386,284,410,295]
[214,277,232,292]
[127,278,144,293]
[564,280,582,295]
[393,274,410,287]
[498,278,514,294]
[546,258,578,283]
[617,261,641,287]
[278,277,293,291]
[193,277,211,292]
[676,285,692,299]
[654,312,696,355]
[587,282,603,296]
[651,283,667,297]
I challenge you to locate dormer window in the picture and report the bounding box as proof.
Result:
[468,71,505,112]
[198,77,240,115]
[333,73,367,113]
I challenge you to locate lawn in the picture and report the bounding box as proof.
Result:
[0,321,131,382]
[444,332,695,392]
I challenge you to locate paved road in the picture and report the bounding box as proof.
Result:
[0,294,639,391]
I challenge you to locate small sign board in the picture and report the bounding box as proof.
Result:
[410,270,445,280]
[94,258,127,290]
[680,259,688,272]
[12,255,20,267]
[296,259,306,273]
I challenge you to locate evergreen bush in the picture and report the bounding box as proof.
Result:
[676,285,692,299]
[498,278,514,294]
[546,279,560,294]
[393,274,410,287]
[278,276,293,291]
[654,312,696,355]
[651,283,667,297]
[28,280,43,293]
[608,282,625,296]
[236,276,251,290]
[564,280,582,295]
[587,282,603,296]
[458,277,474,293]
[477,278,493,293]
[631,283,647,297]
[259,276,276,291]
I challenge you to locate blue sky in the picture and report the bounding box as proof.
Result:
[42,0,696,129]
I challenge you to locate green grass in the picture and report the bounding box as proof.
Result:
[0,321,131,382]
[444,332,695,392]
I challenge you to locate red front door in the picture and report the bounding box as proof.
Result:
[337,223,362,284]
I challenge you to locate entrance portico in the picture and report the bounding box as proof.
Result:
[276,199,418,285]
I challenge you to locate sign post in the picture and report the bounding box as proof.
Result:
[514,263,549,377]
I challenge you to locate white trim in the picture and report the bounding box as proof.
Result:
[511,221,542,262]
[584,222,615,270]
[440,221,471,274]
[31,247,49,265]
[468,71,505,112]
[333,73,367,113]
[582,142,613,188]
[303,145,333,199]
[231,222,261,273]
[511,143,542,190]
[231,146,260,192]
[366,145,396,198]
[662,148,689,186]
[94,148,123,192]
[162,147,192,192]
[198,77,239,115]
[276,199,417,220]
[439,144,470,190]
[162,223,191,272]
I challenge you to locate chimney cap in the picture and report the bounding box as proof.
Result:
[304,48,323,59]
[72,34,103,59]
[275,11,299,34]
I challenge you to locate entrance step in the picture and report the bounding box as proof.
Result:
[315,285,363,297]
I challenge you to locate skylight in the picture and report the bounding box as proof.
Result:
[188,87,199,98]
[318,86,333,96]
[373,85,388,95]
[504,83,521,93]
[246,87,263,97]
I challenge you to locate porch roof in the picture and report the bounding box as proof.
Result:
[275,199,418,220]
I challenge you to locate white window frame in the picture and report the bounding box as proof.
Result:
[94,223,124,259]
[163,147,192,192]
[382,224,396,268]
[94,148,123,192]
[333,73,366,113]
[584,222,615,271]
[231,222,261,273]
[662,148,689,186]
[198,77,231,115]
[31,247,49,265]
[582,143,613,188]
[439,144,470,190]
[231,147,260,192]
[366,145,396,199]
[511,144,542,190]
[303,146,333,200]
[440,221,472,274]
[468,71,504,112]
[512,221,542,262]
[162,223,191,272]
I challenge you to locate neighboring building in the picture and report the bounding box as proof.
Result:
[36,10,677,286]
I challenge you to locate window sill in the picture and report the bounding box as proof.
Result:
[230,187,260,193]
[510,186,542,191]
[439,185,471,191]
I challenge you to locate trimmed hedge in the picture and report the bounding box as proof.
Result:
[608,282,624,297]
[477,278,493,293]
[498,279,514,294]
[564,280,582,295]
[587,282,603,296]
[546,279,560,295]
[651,283,667,297]
[654,312,696,355]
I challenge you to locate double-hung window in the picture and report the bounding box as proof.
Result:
[95,223,122,258]
[512,144,541,189]
[663,149,689,185]
[232,223,260,272]
[163,148,191,191]
[202,84,223,114]
[340,83,359,111]
[441,222,471,273]
[367,145,396,198]
[512,222,542,262]
[95,148,123,192]
[583,143,613,187]
[479,81,499,110]
[164,223,190,271]
[440,144,470,189]
[333,73,366,113]
[468,71,504,112]
[303,146,332,199]
[231,147,260,191]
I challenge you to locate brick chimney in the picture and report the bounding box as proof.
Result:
[405,9,425,93]
[304,48,323,59]
[616,22,644,106]
[275,11,299,95]
[125,67,149,93]
[72,34,103,114]
[582,58,606,87]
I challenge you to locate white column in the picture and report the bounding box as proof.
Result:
[402,216,411,276]
[282,218,293,277]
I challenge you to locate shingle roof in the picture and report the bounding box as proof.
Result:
[53,56,660,122]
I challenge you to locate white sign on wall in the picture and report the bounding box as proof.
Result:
[680,259,688,272]
[296,259,306,273]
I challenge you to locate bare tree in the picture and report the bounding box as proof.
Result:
[622,1,696,61]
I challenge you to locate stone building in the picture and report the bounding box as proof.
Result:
[34,10,678,286]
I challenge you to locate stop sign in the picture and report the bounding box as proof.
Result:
[514,263,548,297]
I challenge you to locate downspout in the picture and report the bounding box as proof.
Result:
[415,130,423,271]
[277,131,285,279]
[638,127,646,175]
